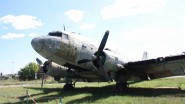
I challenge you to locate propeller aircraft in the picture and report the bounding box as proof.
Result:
[31,30,185,91]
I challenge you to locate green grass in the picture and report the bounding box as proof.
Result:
[0,79,41,85]
[1,77,185,104]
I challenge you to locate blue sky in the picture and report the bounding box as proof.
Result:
[0,0,184,74]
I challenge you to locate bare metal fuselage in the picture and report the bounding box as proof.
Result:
[31,30,185,85]
[31,31,125,81]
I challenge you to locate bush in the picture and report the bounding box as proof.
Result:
[18,62,40,81]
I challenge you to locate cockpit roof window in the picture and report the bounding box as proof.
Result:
[48,31,62,37]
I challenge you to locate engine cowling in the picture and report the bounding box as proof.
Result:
[92,50,125,72]
[44,62,74,80]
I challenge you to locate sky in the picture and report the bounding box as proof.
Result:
[0,0,184,74]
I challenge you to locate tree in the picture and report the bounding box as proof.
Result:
[18,62,40,81]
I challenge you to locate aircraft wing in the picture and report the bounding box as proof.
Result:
[124,54,185,80]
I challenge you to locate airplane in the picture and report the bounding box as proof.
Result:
[31,30,185,91]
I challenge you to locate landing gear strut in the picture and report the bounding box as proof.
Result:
[116,81,128,92]
[63,77,74,90]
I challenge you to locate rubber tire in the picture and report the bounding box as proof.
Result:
[63,84,74,90]
[116,82,128,92]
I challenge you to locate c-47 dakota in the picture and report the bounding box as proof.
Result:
[31,30,185,91]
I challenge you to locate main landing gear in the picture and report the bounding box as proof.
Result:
[63,77,74,90]
[63,83,74,90]
[116,81,129,92]
[63,77,78,90]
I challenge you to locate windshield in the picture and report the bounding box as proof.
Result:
[48,31,62,37]
[48,31,69,40]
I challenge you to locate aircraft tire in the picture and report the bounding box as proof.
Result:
[116,82,128,92]
[54,76,61,81]
[63,84,74,90]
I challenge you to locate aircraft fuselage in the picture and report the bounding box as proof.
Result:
[31,31,126,81]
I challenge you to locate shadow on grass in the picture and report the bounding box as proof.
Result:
[3,84,185,104]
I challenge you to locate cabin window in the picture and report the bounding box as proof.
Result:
[105,48,111,51]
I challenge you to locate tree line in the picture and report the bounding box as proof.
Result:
[18,62,41,80]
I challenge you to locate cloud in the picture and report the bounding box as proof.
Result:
[120,26,184,43]
[0,33,25,39]
[0,15,42,30]
[0,33,39,39]
[65,9,84,22]
[80,23,96,30]
[101,0,166,19]
[118,26,185,59]
[28,33,39,37]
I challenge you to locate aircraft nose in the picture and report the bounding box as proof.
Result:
[31,37,44,52]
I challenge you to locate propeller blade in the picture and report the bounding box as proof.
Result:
[42,61,50,73]
[97,30,109,56]
[41,74,44,88]
[36,58,43,65]
[99,65,111,82]
[77,30,109,64]
[36,58,44,74]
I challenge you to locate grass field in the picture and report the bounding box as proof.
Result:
[1,77,185,104]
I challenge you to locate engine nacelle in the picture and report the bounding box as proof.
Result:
[46,62,73,80]
[93,50,125,72]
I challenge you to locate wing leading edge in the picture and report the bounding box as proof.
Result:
[125,54,185,80]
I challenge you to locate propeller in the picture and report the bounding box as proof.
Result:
[77,30,111,81]
[36,58,43,66]
[97,30,109,57]
[36,58,49,88]
[77,30,109,64]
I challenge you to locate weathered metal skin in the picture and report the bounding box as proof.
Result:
[103,50,125,72]
[31,31,185,83]
[46,62,73,78]
[31,31,110,80]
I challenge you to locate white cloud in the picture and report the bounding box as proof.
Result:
[0,33,25,39]
[0,32,39,39]
[0,15,42,30]
[118,26,185,59]
[101,0,166,19]
[28,33,39,37]
[121,27,185,42]
[80,23,96,30]
[65,10,84,22]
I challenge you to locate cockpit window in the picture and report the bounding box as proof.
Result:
[48,31,62,37]
[48,31,69,40]
[62,34,69,40]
